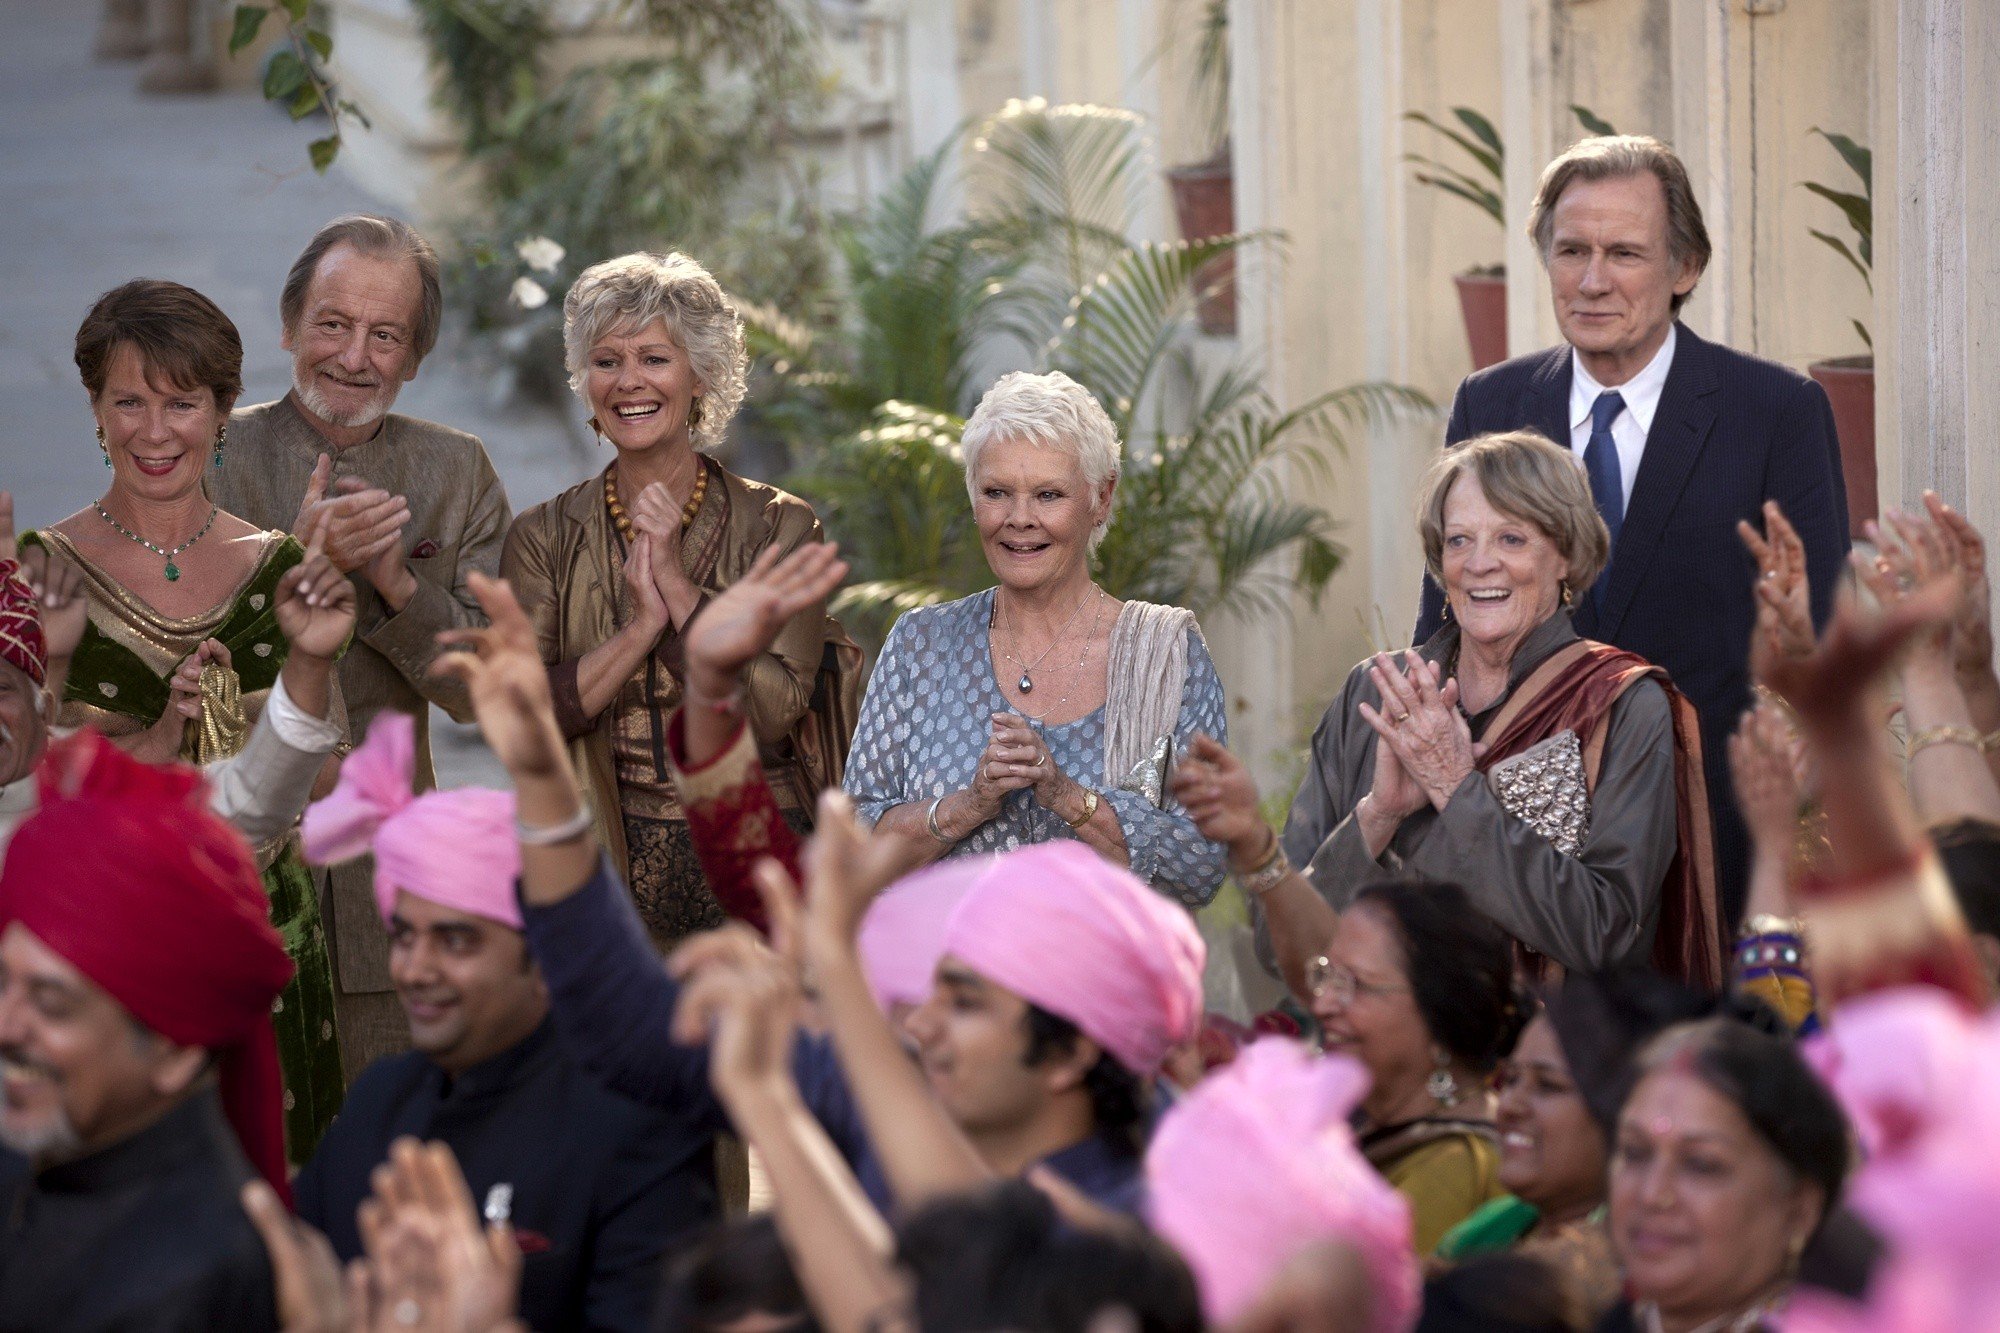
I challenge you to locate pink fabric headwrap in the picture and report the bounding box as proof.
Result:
[301,714,522,929]
[1787,987,2000,1333]
[857,855,991,1010]
[1146,1039,1418,1331]
[940,840,1204,1075]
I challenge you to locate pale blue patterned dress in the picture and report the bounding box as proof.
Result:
[843,589,1230,908]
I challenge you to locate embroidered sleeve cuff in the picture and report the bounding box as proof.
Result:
[664,706,800,934]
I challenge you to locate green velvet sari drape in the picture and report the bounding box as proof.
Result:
[21,529,345,1162]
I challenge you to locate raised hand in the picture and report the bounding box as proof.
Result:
[431,573,565,780]
[1170,733,1270,859]
[1728,702,1804,857]
[352,1139,524,1333]
[17,545,87,666]
[620,531,669,633]
[1924,490,1995,682]
[685,541,847,695]
[800,788,910,952]
[1740,500,1816,686]
[303,471,410,578]
[1859,508,1961,667]
[669,921,805,1108]
[1763,575,1960,738]
[241,1180,349,1333]
[1359,651,1477,808]
[273,518,356,663]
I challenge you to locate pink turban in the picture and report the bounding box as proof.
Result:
[1786,988,2000,1332]
[857,855,990,1010]
[940,840,1204,1075]
[1146,1039,1418,1331]
[301,714,521,929]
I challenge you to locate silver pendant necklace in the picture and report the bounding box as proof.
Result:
[92,501,218,582]
[997,586,1102,693]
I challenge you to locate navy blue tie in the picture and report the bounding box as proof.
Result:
[1585,390,1626,541]
[1584,391,1625,611]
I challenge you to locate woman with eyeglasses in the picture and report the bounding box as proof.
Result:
[1174,741,1530,1252]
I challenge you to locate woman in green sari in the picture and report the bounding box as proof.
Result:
[20,279,344,1160]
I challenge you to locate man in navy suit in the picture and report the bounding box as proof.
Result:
[1414,136,1849,923]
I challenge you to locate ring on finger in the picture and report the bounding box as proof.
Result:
[1393,711,1411,724]
[1032,752,1045,768]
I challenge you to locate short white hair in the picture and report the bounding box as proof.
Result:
[561,251,748,450]
[961,371,1122,546]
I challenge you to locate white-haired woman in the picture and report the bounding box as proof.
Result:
[502,251,842,948]
[842,371,1228,906]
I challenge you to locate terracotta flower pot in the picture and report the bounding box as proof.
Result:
[1808,355,1875,533]
[1454,270,1508,370]
[1166,152,1237,337]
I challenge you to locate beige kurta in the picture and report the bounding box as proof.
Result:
[209,394,512,1076]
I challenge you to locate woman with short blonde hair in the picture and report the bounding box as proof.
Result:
[504,250,848,947]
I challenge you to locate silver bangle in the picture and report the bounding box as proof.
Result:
[926,794,955,844]
[517,804,593,846]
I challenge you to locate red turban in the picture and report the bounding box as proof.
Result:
[0,730,294,1199]
[0,559,45,687]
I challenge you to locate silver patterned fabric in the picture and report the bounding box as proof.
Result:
[1485,730,1591,857]
[843,589,1230,908]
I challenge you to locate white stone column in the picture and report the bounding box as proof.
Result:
[1499,0,1560,355]
[1874,0,2000,542]
[1667,0,1736,343]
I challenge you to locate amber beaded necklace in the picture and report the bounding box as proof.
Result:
[604,460,707,543]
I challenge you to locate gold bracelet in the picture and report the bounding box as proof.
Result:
[1241,842,1294,898]
[1907,724,1986,757]
[1065,787,1100,830]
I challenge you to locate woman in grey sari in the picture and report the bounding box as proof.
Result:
[841,371,1228,907]
[1235,430,1719,985]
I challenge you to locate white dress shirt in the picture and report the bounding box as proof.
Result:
[1569,324,1677,513]
[0,671,342,855]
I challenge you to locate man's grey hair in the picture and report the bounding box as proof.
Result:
[1527,135,1712,314]
[280,214,444,363]
[561,252,748,451]
[960,371,1122,550]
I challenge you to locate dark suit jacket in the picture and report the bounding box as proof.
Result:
[1414,323,1850,916]
[294,1019,717,1333]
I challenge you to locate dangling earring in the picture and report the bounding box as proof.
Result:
[1426,1049,1461,1108]
[97,424,110,468]
[212,423,226,469]
[688,395,704,431]
[1560,581,1574,608]
[586,416,603,444]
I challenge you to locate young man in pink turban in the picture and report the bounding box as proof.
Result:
[293,714,718,1333]
[0,730,294,1331]
[437,553,1205,1215]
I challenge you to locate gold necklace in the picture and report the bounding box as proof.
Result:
[605,460,707,543]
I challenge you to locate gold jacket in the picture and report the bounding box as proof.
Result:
[501,460,831,883]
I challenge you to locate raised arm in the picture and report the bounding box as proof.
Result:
[1172,734,1337,1002]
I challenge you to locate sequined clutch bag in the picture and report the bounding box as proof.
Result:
[1485,729,1589,856]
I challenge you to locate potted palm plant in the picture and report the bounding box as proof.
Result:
[1162,0,1236,335]
[1405,105,1618,370]
[1800,127,1875,533]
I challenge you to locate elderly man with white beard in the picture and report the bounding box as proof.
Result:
[210,213,514,1079]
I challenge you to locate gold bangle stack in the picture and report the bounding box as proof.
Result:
[1236,828,1293,898]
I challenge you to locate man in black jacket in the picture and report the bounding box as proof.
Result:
[294,803,717,1333]
[1414,135,1850,921]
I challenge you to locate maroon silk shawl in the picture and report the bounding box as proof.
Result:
[1474,640,1724,992]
